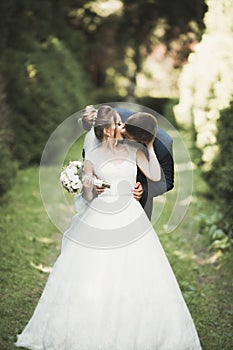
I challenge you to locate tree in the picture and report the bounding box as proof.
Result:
[67,0,206,100]
[114,0,206,99]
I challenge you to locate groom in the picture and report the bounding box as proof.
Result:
[115,108,174,220]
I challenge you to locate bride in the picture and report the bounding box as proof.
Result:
[15,105,202,349]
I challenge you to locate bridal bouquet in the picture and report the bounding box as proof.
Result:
[60,160,111,194]
[60,160,111,215]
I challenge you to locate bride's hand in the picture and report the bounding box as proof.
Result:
[82,175,94,189]
[145,138,155,150]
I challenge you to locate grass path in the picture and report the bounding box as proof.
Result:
[0,132,232,349]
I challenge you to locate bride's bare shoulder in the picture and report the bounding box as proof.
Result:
[85,144,101,162]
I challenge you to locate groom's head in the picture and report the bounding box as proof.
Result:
[121,112,158,144]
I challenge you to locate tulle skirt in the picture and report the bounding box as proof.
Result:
[16,198,202,350]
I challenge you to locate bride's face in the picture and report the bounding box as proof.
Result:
[115,115,124,140]
[104,114,123,141]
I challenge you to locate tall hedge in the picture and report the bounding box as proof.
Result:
[4,38,93,166]
[207,101,233,237]
[174,0,233,170]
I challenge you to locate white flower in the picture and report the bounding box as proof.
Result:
[65,167,73,178]
[60,159,110,195]
[68,173,76,184]
[60,172,69,184]
[69,165,78,175]
[72,179,82,190]
[71,160,82,167]
[60,160,84,194]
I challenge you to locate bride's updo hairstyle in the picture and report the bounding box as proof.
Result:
[81,105,97,131]
[81,105,119,141]
[125,112,158,143]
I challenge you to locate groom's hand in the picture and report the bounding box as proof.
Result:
[132,182,143,201]
[95,186,105,196]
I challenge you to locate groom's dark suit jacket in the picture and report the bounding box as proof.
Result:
[115,108,174,220]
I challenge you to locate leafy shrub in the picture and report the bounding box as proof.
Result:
[4,37,94,166]
[137,97,178,126]
[0,78,18,196]
[137,97,169,115]
[205,101,233,237]
[163,98,179,127]
[195,212,232,250]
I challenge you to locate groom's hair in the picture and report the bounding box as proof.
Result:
[125,112,158,143]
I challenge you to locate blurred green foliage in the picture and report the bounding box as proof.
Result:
[115,0,206,94]
[137,97,178,126]
[4,38,93,166]
[205,101,233,237]
[0,78,18,196]
[0,1,95,169]
[0,0,206,194]
[0,132,18,196]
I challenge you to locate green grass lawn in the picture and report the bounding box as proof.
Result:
[0,131,232,349]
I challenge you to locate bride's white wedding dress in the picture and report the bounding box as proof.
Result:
[16,144,202,350]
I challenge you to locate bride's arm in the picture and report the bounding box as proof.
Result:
[136,140,161,181]
[82,160,95,201]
